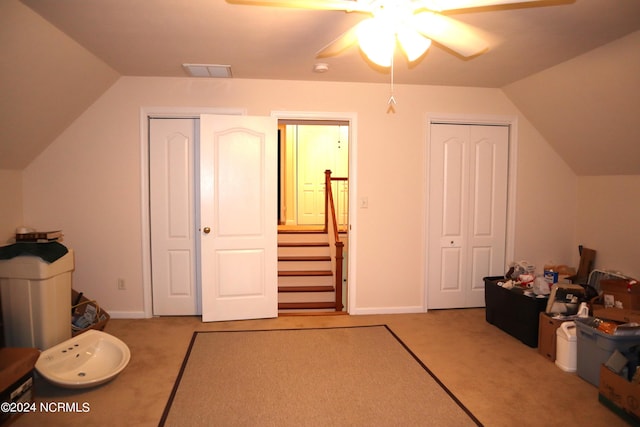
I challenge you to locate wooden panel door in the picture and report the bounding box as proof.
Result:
[200,114,278,322]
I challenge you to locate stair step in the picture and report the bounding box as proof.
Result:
[278,286,334,293]
[278,302,337,310]
[278,256,331,262]
[278,270,332,277]
[276,229,338,313]
[278,229,325,234]
[278,242,329,247]
[278,255,331,272]
[278,258,332,271]
[278,246,329,257]
[278,275,334,286]
[277,232,328,244]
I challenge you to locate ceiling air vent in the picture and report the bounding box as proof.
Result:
[183,64,232,78]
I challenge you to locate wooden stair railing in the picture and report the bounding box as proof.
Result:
[324,170,345,312]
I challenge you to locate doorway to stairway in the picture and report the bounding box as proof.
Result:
[276,119,350,313]
[278,120,349,229]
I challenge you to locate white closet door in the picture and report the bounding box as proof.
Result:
[149,118,199,315]
[427,124,509,309]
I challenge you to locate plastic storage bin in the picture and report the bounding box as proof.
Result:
[575,317,640,387]
[484,276,548,347]
[555,321,577,372]
[0,250,74,350]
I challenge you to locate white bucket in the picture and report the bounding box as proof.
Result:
[556,321,577,372]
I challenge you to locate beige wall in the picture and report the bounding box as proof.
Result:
[0,170,23,244]
[22,76,579,316]
[576,176,640,279]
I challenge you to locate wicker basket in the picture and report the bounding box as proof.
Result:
[71,289,110,336]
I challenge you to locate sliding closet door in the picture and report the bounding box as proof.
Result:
[149,118,200,315]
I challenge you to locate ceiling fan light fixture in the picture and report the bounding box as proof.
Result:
[355,18,395,67]
[397,29,431,62]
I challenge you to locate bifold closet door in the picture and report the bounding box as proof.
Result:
[427,123,509,309]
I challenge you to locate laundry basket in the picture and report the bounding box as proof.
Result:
[71,289,110,336]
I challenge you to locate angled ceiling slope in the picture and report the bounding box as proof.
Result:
[0,0,119,170]
[504,30,640,176]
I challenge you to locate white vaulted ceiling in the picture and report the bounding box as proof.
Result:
[1,0,639,174]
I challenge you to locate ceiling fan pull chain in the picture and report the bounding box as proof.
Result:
[387,51,397,113]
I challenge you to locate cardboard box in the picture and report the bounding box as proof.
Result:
[599,364,640,424]
[601,279,640,310]
[0,348,39,426]
[538,312,568,362]
[593,306,640,324]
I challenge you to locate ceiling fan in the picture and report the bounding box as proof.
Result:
[227,0,546,67]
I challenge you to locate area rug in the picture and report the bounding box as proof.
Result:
[159,325,482,426]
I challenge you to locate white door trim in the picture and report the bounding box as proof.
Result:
[271,110,358,314]
[423,113,518,312]
[140,107,246,318]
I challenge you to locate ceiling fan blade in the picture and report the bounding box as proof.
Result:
[226,0,372,12]
[315,23,361,58]
[419,0,544,12]
[411,11,488,57]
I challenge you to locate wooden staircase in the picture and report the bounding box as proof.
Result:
[277,230,338,312]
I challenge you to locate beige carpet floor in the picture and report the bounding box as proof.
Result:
[11,309,631,426]
[160,326,480,426]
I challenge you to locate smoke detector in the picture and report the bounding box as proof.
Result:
[313,63,329,73]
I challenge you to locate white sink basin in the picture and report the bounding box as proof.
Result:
[35,330,130,389]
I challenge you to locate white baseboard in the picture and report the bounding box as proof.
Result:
[349,305,425,315]
[109,307,425,318]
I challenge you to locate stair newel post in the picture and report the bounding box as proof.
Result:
[335,241,344,311]
[324,168,345,312]
[324,170,331,234]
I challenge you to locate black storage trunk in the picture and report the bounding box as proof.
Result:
[484,276,548,347]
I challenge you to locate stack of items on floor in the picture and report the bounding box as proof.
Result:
[0,247,114,422]
[538,275,640,425]
[484,248,640,423]
[484,260,583,348]
[585,278,640,425]
[0,239,70,424]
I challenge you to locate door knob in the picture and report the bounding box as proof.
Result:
[203,227,211,234]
